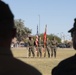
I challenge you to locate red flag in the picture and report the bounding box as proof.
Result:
[43,25,47,46]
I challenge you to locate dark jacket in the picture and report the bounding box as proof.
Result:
[0,47,42,75]
[52,54,76,75]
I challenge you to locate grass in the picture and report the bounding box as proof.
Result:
[11,47,76,75]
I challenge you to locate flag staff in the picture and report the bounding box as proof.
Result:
[38,15,40,35]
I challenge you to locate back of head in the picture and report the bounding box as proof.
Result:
[68,18,76,33]
[0,1,15,40]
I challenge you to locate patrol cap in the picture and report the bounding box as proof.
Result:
[68,18,76,33]
[0,1,14,30]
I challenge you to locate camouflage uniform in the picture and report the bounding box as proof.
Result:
[37,37,42,57]
[50,37,57,58]
[44,38,50,57]
[28,37,35,57]
[46,39,51,57]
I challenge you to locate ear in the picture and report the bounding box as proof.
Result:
[12,28,16,38]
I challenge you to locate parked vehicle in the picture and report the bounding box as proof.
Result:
[19,43,25,47]
[57,43,66,48]
[65,43,72,48]
[24,43,28,47]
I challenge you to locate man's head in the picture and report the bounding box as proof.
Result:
[0,1,16,42]
[68,18,76,50]
[68,18,76,33]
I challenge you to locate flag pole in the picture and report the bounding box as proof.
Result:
[43,25,47,57]
[38,15,40,35]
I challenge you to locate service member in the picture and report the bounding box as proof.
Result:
[50,37,58,58]
[51,18,76,75]
[28,36,35,57]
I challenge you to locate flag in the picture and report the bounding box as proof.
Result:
[35,25,39,46]
[43,25,47,47]
[35,25,39,53]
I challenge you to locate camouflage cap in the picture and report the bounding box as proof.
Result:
[0,1,14,29]
[68,18,76,33]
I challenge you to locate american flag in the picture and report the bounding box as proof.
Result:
[35,25,39,46]
[35,25,39,52]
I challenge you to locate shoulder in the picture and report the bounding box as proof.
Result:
[14,58,42,75]
[2,57,42,75]
[52,54,76,75]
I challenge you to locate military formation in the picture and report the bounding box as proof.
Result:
[27,36,58,58]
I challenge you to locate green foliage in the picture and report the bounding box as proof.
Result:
[14,19,61,43]
[39,33,61,43]
[49,34,61,43]
[14,19,31,42]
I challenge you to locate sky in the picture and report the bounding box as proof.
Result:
[3,0,76,40]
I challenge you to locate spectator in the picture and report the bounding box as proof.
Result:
[0,1,42,75]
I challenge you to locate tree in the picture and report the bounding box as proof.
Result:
[48,34,61,43]
[14,19,31,42]
[38,33,61,43]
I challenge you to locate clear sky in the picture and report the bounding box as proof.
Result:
[3,0,76,40]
